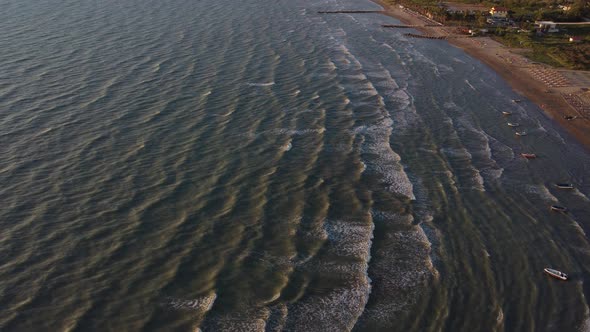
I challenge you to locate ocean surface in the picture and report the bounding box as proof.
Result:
[1,0,590,330]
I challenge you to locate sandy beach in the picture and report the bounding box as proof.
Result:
[374,0,590,150]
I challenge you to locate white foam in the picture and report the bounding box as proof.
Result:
[464,79,476,91]
[437,64,454,74]
[381,43,394,51]
[285,283,370,331]
[326,60,337,71]
[201,308,269,331]
[322,143,353,153]
[332,28,347,38]
[390,89,412,108]
[443,101,456,109]
[440,147,472,159]
[283,217,374,331]
[440,147,486,191]
[363,140,415,199]
[358,81,379,96]
[524,184,559,203]
[35,127,55,137]
[580,316,590,332]
[341,73,367,81]
[472,170,485,191]
[575,279,590,332]
[456,121,504,182]
[283,140,292,151]
[354,221,437,326]
[432,66,441,78]
[247,82,275,87]
[573,221,587,237]
[281,128,325,135]
[323,219,373,259]
[348,72,415,199]
[241,128,325,139]
[482,167,504,181]
[496,308,504,324]
[164,293,217,312]
[573,189,590,201]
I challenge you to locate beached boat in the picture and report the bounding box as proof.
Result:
[544,268,568,280]
[555,183,574,189]
[521,153,536,159]
[515,131,527,136]
[502,111,512,116]
[550,205,568,212]
[507,122,520,127]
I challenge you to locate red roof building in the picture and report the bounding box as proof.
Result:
[490,6,509,18]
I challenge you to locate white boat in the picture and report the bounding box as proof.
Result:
[544,268,568,280]
[555,183,574,189]
[502,111,512,116]
[515,131,527,136]
[507,122,520,127]
[512,99,522,103]
[550,205,568,212]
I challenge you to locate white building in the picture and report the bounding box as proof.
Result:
[536,21,559,33]
[489,6,509,18]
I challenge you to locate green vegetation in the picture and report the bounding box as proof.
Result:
[493,27,590,69]
[384,0,590,69]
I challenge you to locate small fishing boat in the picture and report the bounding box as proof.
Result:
[502,111,512,116]
[555,183,574,189]
[521,153,536,159]
[512,99,522,103]
[544,268,568,280]
[507,122,520,127]
[515,131,527,136]
[550,205,568,212]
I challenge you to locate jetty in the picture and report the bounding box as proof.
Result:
[317,10,383,14]
[382,24,439,28]
[404,33,447,40]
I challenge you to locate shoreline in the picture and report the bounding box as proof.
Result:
[372,0,590,151]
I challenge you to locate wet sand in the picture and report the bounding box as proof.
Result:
[374,0,590,151]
